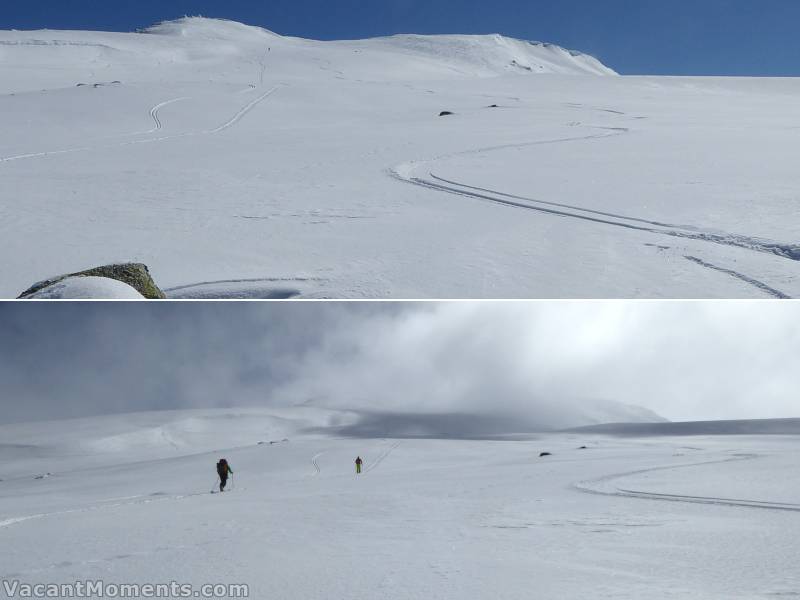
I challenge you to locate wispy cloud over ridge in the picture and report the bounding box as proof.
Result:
[0,302,797,427]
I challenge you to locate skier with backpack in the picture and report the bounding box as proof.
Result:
[355,456,363,474]
[216,458,233,492]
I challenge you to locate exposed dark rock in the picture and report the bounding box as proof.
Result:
[18,263,166,299]
[439,111,454,116]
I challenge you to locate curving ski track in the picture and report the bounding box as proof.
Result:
[0,489,216,531]
[398,169,800,266]
[138,96,190,135]
[163,275,323,300]
[576,454,800,512]
[390,125,797,298]
[311,452,324,475]
[0,86,279,164]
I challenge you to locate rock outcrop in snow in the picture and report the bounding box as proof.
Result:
[18,263,165,299]
[21,276,144,299]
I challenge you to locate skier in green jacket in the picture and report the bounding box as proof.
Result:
[355,456,363,474]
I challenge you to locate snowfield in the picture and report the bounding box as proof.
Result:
[1,408,800,599]
[1,17,799,298]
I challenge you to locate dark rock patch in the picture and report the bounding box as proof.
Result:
[18,262,166,299]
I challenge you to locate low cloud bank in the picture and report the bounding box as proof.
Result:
[1,302,798,428]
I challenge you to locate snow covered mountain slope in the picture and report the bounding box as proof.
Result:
[0,17,613,94]
[566,417,800,436]
[1,18,798,298]
[2,409,799,599]
[0,402,664,473]
[319,402,666,438]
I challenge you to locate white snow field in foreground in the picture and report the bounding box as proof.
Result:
[1,17,799,298]
[2,409,800,599]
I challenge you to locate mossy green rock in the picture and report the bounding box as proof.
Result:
[18,263,166,299]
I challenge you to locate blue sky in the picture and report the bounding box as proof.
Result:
[2,1,799,76]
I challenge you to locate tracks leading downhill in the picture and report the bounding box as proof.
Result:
[0,86,280,164]
[575,454,800,512]
[390,125,797,298]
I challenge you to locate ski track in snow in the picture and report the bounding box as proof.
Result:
[0,443,398,532]
[0,490,213,532]
[363,441,401,474]
[205,86,279,134]
[417,174,792,298]
[311,452,324,475]
[393,139,800,263]
[163,275,322,293]
[684,256,791,300]
[163,275,324,299]
[410,171,800,264]
[390,128,797,299]
[129,96,190,135]
[0,86,279,164]
[575,453,800,512]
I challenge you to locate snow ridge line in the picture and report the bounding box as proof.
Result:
[575,454,800,512]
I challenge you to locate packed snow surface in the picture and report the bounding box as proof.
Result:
[1,17,799,298]
[1,408,800,599]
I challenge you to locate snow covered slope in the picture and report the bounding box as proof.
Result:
[1,18,799,298]
[2,409,799,599]
[0,17,613,94]
[566,417,800,436]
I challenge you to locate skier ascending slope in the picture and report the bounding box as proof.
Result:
[216,458,233,492]
[355,456,363,475]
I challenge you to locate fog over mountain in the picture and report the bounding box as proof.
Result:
[1,302,798,430]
